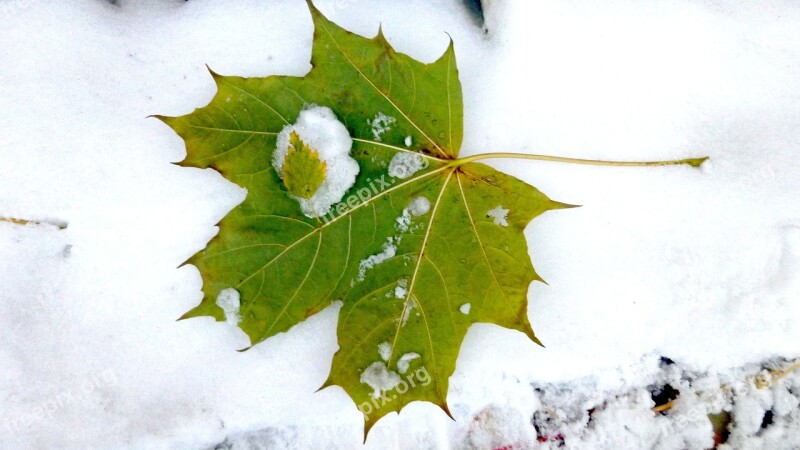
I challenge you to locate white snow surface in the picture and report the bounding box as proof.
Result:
[2,0,800,449]
[272,105,359,218]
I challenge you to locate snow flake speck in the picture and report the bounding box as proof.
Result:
[394,278,408,299]
[397,352,420,374]
[487,205,510,227]
[396,196,431,233]
[369,112,396,142]
[400,298,417,327]
[378,342,391,361]
[408,196,430,217]
[396,210,412,233]
[459,303,471,315]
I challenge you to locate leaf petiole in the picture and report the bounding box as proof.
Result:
[451,152,709,168]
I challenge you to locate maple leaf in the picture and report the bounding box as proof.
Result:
[156,0,705,436]
[282,131,327,200]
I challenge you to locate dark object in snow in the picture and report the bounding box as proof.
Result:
[659,356,676,366]
[760,409,774,429]
[462,0,484,27]
[649,383,679,414]
[532,410,566,446]
[709,411,731,445]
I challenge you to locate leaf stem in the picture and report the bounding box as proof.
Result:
[453,152,709,168]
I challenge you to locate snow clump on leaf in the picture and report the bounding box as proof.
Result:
[273,105,359,218]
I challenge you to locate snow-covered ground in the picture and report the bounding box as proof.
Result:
[2,0,800,448]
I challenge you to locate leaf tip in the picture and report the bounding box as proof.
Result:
[687,156,710,168]
[531,268,548,285]
[443,32,456,56]
[363,417,378,443]
[149,114,174,127]
[428,32,457,69]
[550,200,580,211]
[177,309,198,322]
[178,301,225,322]
[205,64,222,80]
[177,301,212,321]
[440,401,456,421]
[375,24,389,46]
[315,375,335,393]
[176,254,196,270]
[524,323,545,347]
[444,31,455,47]
[305,0,322,18]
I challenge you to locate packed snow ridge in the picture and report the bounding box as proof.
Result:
[515,356,800,450]
[272,105,359,218]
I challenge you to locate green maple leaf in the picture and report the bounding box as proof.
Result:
[282,131,327,200]
[156,0,705,436]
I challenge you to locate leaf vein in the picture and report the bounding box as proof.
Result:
[317,19,448,158]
